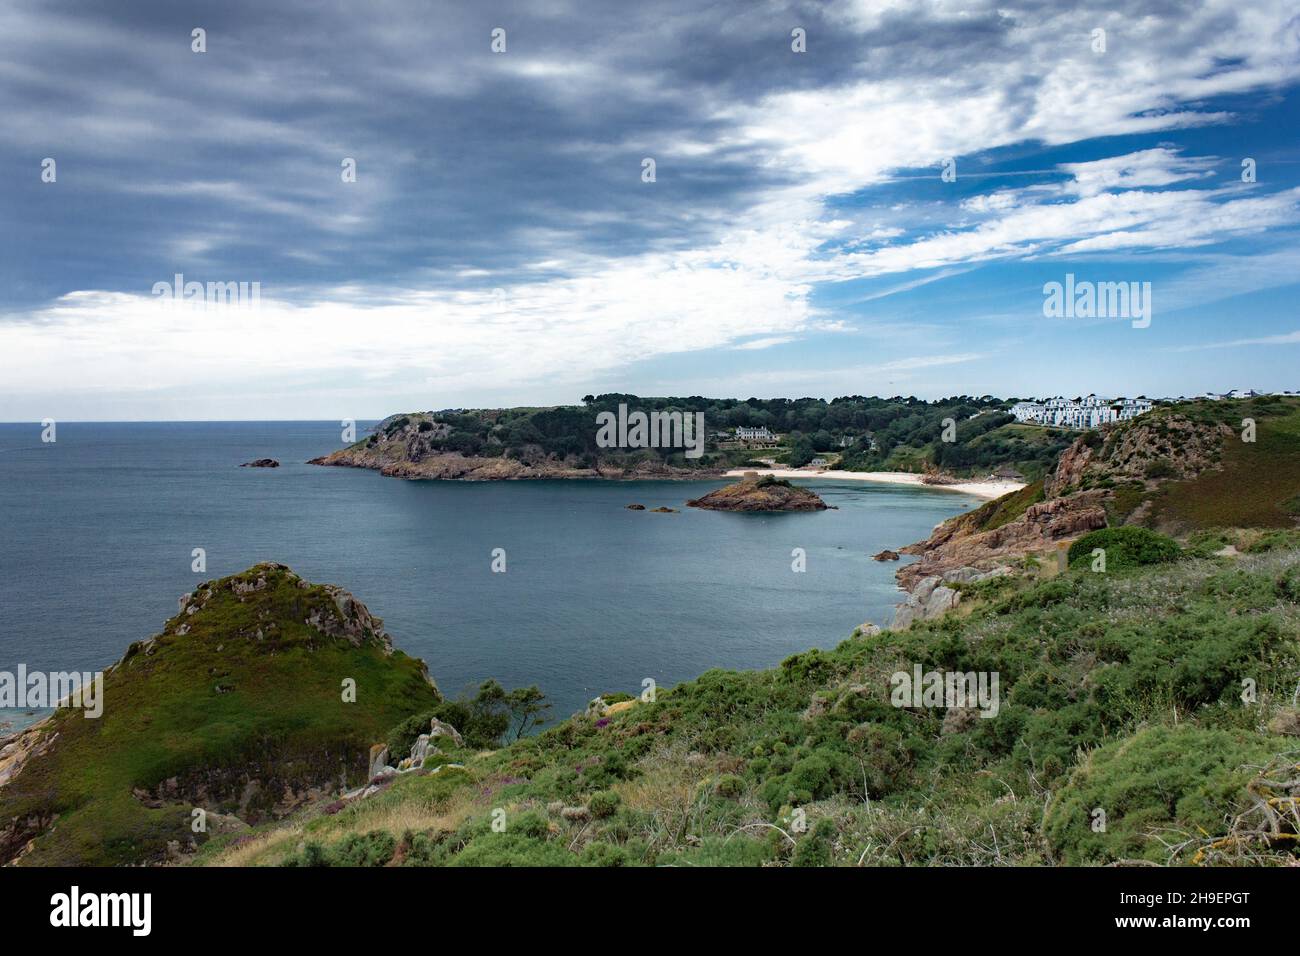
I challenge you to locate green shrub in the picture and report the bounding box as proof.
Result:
[588,790,621,819]
[286,830,396,867]
[1068,526,1181,570]
[791,818,837,867]
[714,774,745,799]
[1043,725,1285,865]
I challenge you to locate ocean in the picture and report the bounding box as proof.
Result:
[0,421,977,722]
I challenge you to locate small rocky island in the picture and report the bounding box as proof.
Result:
[241,458,280,468]
[686,476,828,512]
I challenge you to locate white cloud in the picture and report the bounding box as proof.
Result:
[1172,330,1300,352]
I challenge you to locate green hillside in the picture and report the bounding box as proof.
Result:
[1143,396,1300,531]
[201,535,1300,868]
[0,564,441,866]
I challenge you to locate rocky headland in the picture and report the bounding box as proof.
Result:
[0,563,440,866]
[309,411,722,480]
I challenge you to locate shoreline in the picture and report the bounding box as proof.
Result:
[723,468,1025,500]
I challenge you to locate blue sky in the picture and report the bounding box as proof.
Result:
[1,0,1298,420]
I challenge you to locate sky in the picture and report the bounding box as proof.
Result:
[1,0,1299,421]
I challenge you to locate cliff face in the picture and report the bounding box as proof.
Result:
[687,477,828,512]
[1046,414,1231,497]
[0,564,441,866]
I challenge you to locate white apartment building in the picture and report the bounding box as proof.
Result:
[1010,395,1153,429]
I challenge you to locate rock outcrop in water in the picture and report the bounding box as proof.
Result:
[687,476,828,512]
[240,458,280,468]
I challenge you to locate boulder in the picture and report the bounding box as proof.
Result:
[367,744,390,779]
[923,585,960,618]
[428,717,464,748]
[872,549,900,561]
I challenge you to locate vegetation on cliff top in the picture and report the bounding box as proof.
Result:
[1053,395,1300,533]
[199,532,1300,868]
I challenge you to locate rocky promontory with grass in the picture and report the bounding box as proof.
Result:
[888,395,1300,624]
[0,563,442,866]
[309,408,725,480]
[687,475,829,512]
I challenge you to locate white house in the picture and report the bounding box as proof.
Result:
[1011,395,1152,429]
[735,426,775,441]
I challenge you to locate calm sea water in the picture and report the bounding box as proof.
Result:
[0,422,978,722]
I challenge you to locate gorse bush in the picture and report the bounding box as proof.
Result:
[1044,726,1289,864]
[1068,526,1182,570]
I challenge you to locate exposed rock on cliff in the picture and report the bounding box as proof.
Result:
[898,490,1108,590]
[687,477,829,512]
[1046,414,1231,497]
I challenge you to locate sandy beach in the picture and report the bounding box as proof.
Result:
[722,468,1025,500]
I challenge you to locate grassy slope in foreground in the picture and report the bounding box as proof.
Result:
[0,564,440,866]
[204,534,1300,868]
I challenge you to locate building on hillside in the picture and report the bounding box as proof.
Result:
[810,457,829,468]
[1010,395,1152,429]
[993,466,1025,481]
[734,426,779,447]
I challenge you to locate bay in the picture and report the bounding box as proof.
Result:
[0,421,978,720]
